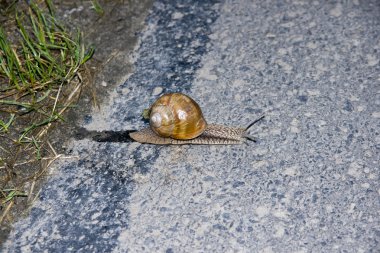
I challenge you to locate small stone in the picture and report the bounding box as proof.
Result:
[367,55,379,66]
[330,3,343,17]
[152,87,163,96]
[278,48,288,56]
[262,246,274,253]
[255,205,270,218]
[347,162,362,178]
[357,105,365,112]
[283,165,299,176]
[122,87,130,95]
[361,182,370,189]
[307,89,320,96]
[172,12,184,20]
[266,33,276,38]
[198,68,217,80]
[274,224,285,238]
[276,59,293,73]
[272,208,289,220]
[290,118,301,133]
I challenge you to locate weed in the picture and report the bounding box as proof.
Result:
[0,0,93,221]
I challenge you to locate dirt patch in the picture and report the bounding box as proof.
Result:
[49,0,153,150]
[0,0,153,244]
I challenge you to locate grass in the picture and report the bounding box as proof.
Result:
[0,0,94,224]
[91,0,105,16]
[1,189,28,205]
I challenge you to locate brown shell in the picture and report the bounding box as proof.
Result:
[149,93,207,140]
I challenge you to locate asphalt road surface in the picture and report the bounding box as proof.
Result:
[4,0,379,252]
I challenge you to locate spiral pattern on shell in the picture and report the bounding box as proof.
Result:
[149,93,207,140]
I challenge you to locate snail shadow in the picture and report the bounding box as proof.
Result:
[75,127,136,143]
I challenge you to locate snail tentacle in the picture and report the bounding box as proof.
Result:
[243,115,265,142]
[245,115,265,131]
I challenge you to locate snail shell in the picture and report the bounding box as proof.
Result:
[149,93,207,140]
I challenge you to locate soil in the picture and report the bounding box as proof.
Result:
[0,0,153,244]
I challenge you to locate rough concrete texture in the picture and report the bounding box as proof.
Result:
[3,0,380,252]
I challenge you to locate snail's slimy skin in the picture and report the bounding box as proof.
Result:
[130,124,248,145]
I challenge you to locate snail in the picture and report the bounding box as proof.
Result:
[129,93,263,145]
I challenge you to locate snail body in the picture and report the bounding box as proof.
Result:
[129,93,262,145]
[130,124,247,145]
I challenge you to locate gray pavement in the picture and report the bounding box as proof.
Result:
[3,0,380,252]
